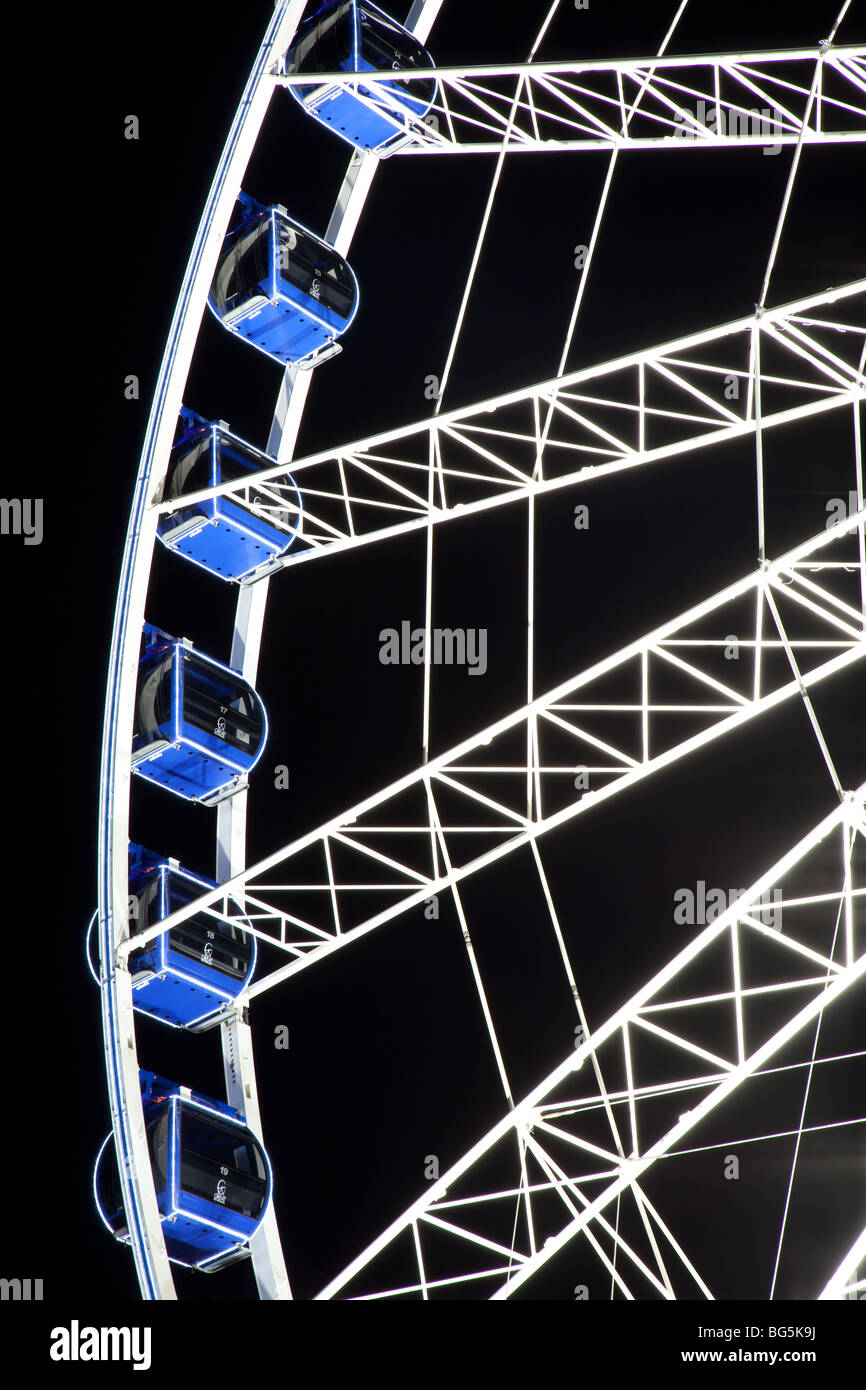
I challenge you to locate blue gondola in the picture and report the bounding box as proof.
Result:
[131,625,267,805]
[158,408,302,581]
[208,192,358,368]
[284,1,436,153]
[94,1072,272,1272]
[127,844,256,1029]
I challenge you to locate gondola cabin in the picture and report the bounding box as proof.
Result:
[284,1,436,153]
[208,192,358,368]
[131,626,267,805]
[158,408,302,581]
[127,844,256,1029]
[94,1072,272,1272]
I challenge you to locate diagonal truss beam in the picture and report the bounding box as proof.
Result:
[275,47,866,154]
[119,511,866,991]
[153,282,866,572]
[314,788,866,1299]
[818,1224,866,1299]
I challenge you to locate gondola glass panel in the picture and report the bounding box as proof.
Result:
[158,409,302,581]
[208,192,358,367]
[94,1073,272,1272]
[127,844,256,1029]
[284,1,437,152]
[131,628,268,804]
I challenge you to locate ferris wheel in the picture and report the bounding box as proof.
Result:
[95,0,866,1301]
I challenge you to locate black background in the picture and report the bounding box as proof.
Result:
[4,0,865,1355]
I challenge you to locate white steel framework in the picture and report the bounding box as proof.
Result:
[98,0,865,1304]
[314,789,865,1299]
[121,507,866,982]
[98,0,312,1302]
[276,46,866,154]
[819,1224,866,1299]
[155,282,866,569]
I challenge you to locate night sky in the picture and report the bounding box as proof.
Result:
[6,0,865,1357]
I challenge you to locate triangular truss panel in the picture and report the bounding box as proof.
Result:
[100,0,865,1307]
[276,48,866,155]
[124,512,864,1018]
[154,286,866,571]
[314,793,865,1299]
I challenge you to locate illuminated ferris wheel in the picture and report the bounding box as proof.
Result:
[95,0,866,1300]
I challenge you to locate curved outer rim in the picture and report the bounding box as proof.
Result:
[99,1,866,1305]
[98,0,321,1302]
[99,0,443,1303]
[98,5,866,1303]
